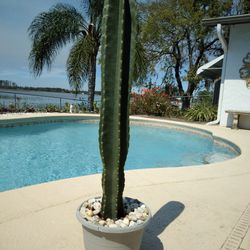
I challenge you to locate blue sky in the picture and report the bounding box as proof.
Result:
[0,0,102,90]
[0,0,187,92]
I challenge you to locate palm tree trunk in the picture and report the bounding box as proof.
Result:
[87,54,97,112]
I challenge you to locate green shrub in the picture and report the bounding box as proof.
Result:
[19,103,36,112]
[63,102,70,112]
[130,87,172,116]
[75,102,87,113]
[74,104,79,113]
[196,90,213,104]
[93,101,100,113]
[171,108,185,118]
[0,104,7,113]
[44,104,60,112]
[185,103,217,122]
[23,106,36,112]
[8,103,16,112]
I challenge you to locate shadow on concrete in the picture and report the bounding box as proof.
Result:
[141,201,185,250]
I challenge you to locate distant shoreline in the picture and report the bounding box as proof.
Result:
[0,85,101,95]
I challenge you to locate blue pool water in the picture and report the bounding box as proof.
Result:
[0,121,238,191]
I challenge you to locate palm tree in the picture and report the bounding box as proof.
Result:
[28,1,103,111]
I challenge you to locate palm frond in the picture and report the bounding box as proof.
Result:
[81,0,103,38]
[67,35,96,93]
[82,0,104,23]
[28,3,86,76]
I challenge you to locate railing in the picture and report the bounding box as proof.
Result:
[0,89,213,113]
[0,90,101,112]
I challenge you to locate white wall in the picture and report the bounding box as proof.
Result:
[220,23,250,129]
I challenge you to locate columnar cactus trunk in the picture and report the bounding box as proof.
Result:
[99,0,136,220]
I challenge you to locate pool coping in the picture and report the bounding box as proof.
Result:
[0,112,241,156]
[0,113,250,250]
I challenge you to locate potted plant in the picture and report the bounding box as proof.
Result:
[76,0,151,249]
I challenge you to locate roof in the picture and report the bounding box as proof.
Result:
[203,14,250,26]
[197,55,224,79]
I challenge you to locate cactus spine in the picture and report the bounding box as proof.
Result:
[99,0,136,219]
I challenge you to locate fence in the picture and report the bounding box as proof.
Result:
[0,89,213,113]
[169,94,215,109]
[0,90,92,112]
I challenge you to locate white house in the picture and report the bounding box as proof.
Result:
[197,14,250,130]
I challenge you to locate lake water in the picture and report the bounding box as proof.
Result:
[0,88,101,108]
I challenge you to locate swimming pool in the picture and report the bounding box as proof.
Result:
[0,118,239,191]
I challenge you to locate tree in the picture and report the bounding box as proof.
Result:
[239,0,250,13]
[28,1,103,111]
[243,0,250,12]
[231,0,250,14]
[140,0,232,109]
[0,80,17,88]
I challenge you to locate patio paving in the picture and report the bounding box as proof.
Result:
[220,203,250,250]
[0,114,250,250]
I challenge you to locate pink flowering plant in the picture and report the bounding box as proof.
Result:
[130,86,172,116]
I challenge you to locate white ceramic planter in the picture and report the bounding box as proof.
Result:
[76,198,151,250]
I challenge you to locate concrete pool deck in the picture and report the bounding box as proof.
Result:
[0,113,250,250]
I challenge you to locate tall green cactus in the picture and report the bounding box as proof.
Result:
[99,0,136,220]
